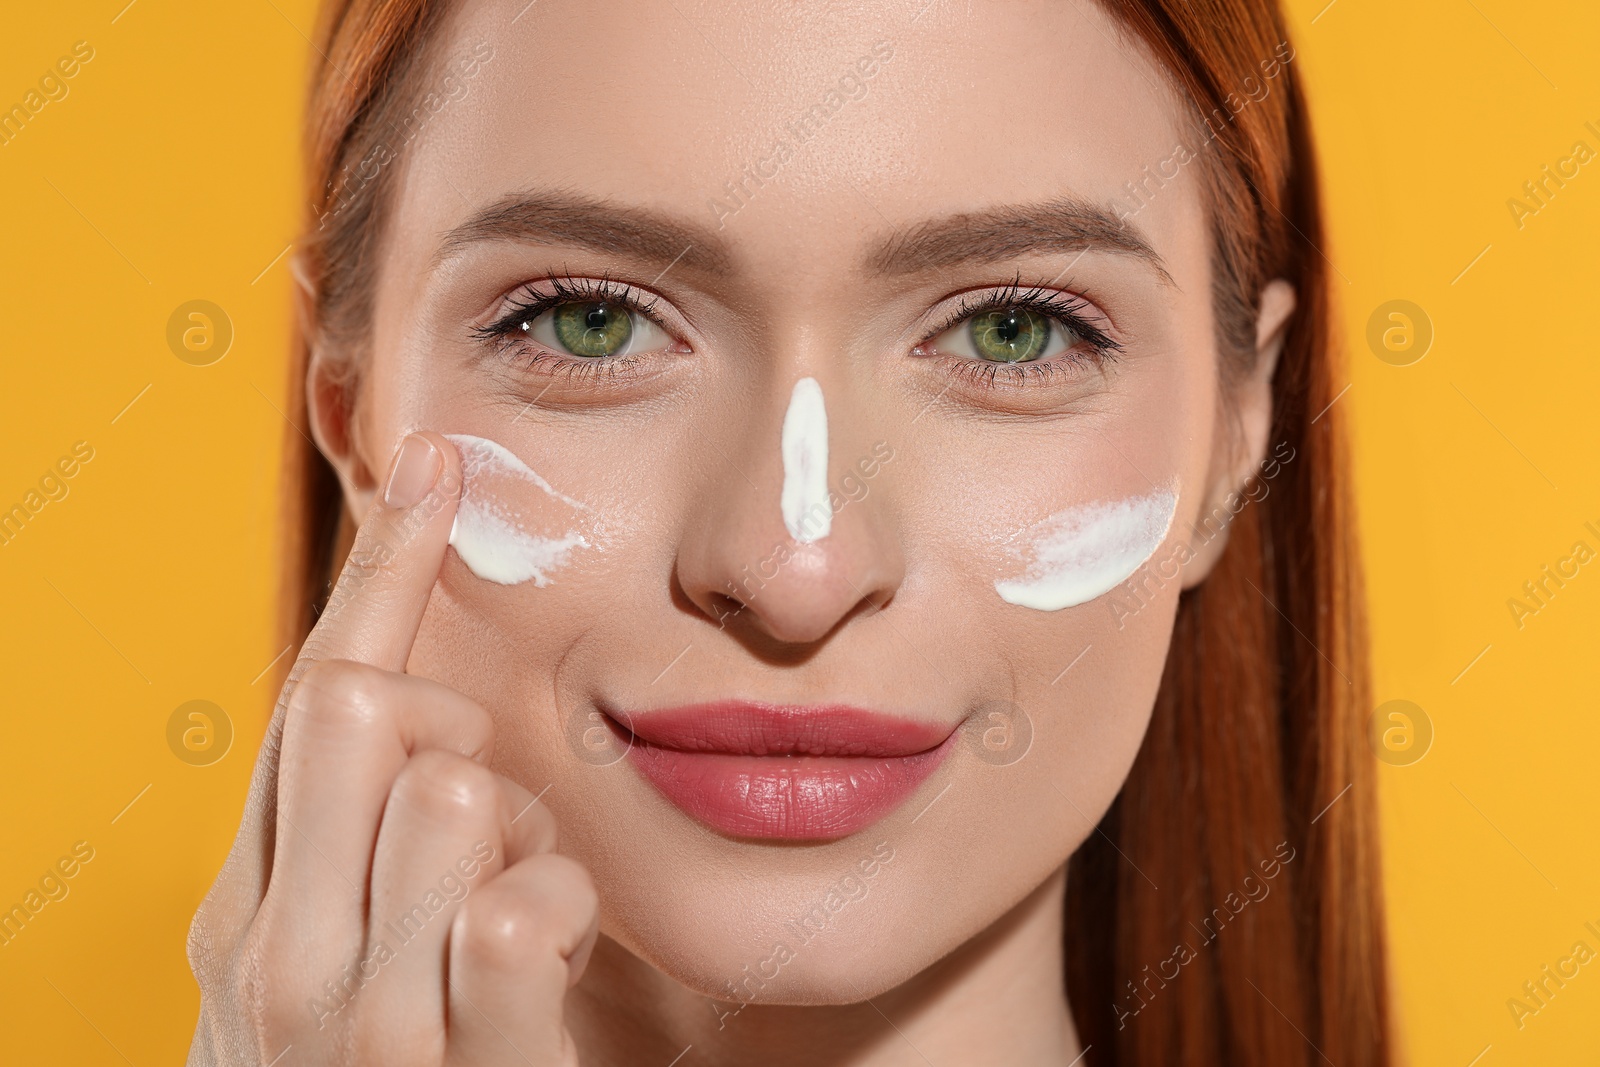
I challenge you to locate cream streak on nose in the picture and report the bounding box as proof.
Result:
[780,377,831,542]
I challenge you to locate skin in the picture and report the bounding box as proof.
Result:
[188,0,1297,1063]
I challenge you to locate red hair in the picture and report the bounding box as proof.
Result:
[1066,3,1390,1062]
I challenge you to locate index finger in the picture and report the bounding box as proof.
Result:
[295,429,463,673]
[188,430,463,981]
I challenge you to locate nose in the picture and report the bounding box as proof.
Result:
[674,376,903,648]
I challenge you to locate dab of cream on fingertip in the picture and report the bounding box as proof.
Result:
[994,487,1178,611]
[443,433,588,587]
[781,376,831,542]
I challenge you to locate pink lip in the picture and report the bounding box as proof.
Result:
[611,702,957,840]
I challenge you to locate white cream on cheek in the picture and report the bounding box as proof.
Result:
[994,487,1178,611]
[780,377,830,542]
[444,433,588,587]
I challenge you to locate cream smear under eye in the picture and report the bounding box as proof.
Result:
[444,433,588,587]
[994,487,1178,611]
[781,376,830,543]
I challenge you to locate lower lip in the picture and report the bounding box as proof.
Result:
[624,730,957,841]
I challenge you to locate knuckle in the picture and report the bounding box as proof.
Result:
[456,856,596,972]
[287,659,391,735]
[393,749,498,820]
[344,533,397,577]
[187,865,258,988]
[514,796,560,850]
[536,853,598,915]
[455,884,548,970]
[411,676,498,758]
[186,891,226,982]
[234,918,311,1044]
[185,912,216,984]
[458,697,497,750]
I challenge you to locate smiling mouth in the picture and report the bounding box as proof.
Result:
[604,701,959,841]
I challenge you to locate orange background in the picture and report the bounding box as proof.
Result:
[1,0,1596,1062]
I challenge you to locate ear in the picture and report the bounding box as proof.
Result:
[299,263,381,524]
[1181,278,1295,588]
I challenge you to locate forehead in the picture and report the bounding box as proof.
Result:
[395,0,1200,276]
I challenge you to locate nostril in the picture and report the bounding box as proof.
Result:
[860,590,893,615]
[709,591,747,627]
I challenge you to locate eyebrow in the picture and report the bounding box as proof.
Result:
[434,189,1171,285]
[864,196,1174,285]
[433,189,735,276]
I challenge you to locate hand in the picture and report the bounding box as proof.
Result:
[186,432,599,1066]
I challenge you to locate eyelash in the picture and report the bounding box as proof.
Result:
[472,273,668,383]
[471,272,1121,390]
[916,275,1122,390]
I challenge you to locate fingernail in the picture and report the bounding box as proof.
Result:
[383,433,442,509]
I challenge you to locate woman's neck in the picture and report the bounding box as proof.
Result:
[569,864,1080,1066]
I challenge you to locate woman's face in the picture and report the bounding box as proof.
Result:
[315,0,1272,1003]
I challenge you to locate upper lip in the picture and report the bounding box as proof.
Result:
[608,700,954,758]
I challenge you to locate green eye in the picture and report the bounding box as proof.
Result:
[551,301,633,358]
[969,308,1051,363]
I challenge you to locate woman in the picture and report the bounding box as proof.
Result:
[186,0,1391,1062]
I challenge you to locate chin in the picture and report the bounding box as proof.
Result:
[598,879,951,1006]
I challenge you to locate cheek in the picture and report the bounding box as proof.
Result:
[404,400,711,796]
[871,351,1215,855]
[898,366,1213,635]
[409,485,665,760]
